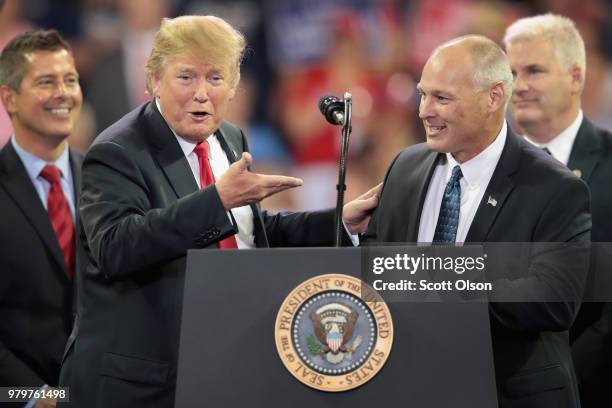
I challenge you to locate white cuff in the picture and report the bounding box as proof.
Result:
[343,221,360,246]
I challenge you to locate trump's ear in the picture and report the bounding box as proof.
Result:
[150,76,161,99]
[0,85,17,116]
[488,82,505,112]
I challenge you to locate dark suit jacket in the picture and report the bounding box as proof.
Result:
[59,101,341,407]
[567,118,612,243]
[362,128,591,408]
[0,142,80,387]
[568,118,612,406]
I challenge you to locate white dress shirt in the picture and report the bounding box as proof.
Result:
[11,138,76,408]
[11,135,76,219]
[524,110,583,166]
[157,100,255,249]
[418,121,507,243]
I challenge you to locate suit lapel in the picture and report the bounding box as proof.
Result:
[215,125,270,248]
[69,150,82,210]
[145,102,270,248]
[215,127,240,164]
[407,151,440,242]
[146,101,199,198]
[466,130,518,242]
[567,118,602,183]
[67,150,82,308]
[0,143,68,274]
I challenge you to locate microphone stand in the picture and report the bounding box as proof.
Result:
[334,92,353,247]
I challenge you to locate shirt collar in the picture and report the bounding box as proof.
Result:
[11,135,71,181]
[155,98,214,158]
[445,120,507,188]
[524,110,583,165]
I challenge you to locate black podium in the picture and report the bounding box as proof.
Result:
[175,248,497,407]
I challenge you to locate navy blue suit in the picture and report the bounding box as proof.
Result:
[363,129,591,408]
[59,101,342,407]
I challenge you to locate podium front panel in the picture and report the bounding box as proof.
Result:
[176,248,497,407]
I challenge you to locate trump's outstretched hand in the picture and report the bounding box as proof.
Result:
[216,152,303,209]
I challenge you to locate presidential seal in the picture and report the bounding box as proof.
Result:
[275,274,393,392]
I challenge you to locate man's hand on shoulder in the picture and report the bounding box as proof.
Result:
[216,152,303,209]
[343,183,382,235]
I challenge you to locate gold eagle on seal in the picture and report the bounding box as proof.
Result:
[308,302,362,364]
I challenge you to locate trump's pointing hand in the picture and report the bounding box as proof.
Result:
[216,152,303,209]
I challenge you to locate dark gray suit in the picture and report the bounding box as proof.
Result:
[567,118,612,243]
[568,118,612,407]
[0,143,80,387]
[362,129,591,408]
[59,101,341,407]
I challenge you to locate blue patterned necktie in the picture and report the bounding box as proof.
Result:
[433,165,463,243]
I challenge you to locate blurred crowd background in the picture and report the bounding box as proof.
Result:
[1,0,611,211]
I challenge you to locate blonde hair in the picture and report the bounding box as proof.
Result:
[503,13,586,89]
[145,15,246,94]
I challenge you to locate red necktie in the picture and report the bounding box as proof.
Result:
[39,165,75,278]
[193,140,238,249]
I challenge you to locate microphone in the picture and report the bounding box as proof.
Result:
[318,94,345,126]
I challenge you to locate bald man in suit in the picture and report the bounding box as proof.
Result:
[363,35,590,407]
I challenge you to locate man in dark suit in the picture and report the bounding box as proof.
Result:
[504,14,612,407]
[0,30,82,406]
[362,35,590,407]
[59,15,377,407]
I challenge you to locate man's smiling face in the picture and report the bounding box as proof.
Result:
[5,49,82,143]
[418,45,490,163]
